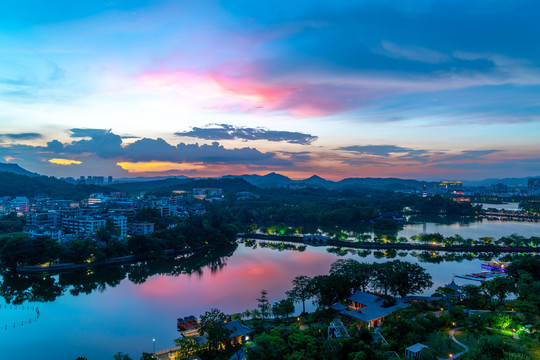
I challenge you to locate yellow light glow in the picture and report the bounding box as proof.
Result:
[116,161,204,172]
[49,158,82,165]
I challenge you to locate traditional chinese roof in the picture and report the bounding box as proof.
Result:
[330,303,348,311]
[342,306,393,322]
[445,279,461,291]
[224,320,254,338]
[347,291,384,307]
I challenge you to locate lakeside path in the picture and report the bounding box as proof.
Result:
[239,233,540,253]
[437,327,469,360]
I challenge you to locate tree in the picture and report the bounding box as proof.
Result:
[272,298,295,320]
[329,259,374,292]
[139,353,154,360]
[482,276,515,303]
[286,276,312,314]
[198,308,231,352]
[374,260,433,298]
[174,336,201,359]
[113,353,133,360]
[309,274,350,308]
[257,289,271,321]
[461,284,487,309]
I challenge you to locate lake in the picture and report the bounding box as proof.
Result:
[0,219,538,360]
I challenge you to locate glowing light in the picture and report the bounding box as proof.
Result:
[116,161,204,173]
[49,158,82,165]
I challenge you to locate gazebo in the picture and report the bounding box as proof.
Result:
[404,343,429,359]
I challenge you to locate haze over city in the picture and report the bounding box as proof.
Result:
[1,0,540,180]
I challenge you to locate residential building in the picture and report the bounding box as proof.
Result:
[128,222,155,236]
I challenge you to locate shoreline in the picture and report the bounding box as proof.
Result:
[238,233,540,253]
[14,244,215,274]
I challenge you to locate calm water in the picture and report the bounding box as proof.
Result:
[0,219,538,360]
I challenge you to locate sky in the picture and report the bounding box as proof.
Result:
[1,0,540,180]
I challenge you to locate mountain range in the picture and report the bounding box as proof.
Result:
[0,162,537,194]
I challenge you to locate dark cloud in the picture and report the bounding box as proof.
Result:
[175,124,318,145]
[68,128,111,138]
[44,130,294,166]
[124,139,293,166]
[0,133,42,140]
[50,131,124,158]
[337,145,416,157]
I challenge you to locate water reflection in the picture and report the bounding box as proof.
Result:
[0,244,237,305]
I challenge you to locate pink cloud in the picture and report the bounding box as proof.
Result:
[137,65,351,117]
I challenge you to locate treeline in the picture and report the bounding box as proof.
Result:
[408,232,540,248]
[0,212,25,233]
[0,172,109,200]
[0,208,239,269]
[227,190,479,227]
[285,259,433,312]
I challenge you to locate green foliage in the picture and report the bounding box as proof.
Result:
[173,336,202,359]
[139,353,154,360]
[460,335,525,360]
[272,298,295,320]
[257,289,271,321]
[404,194,480,215]
[309,274,351,308]
[246,325,386,360]
[372,260,433,298]
[0,234,61,268]
[329,259,374,293]
[0,171,109,200]
[199,308,231,352]
[286,276,312,314]
[113,352,133,360]
[482,276,515,303]
[0,213,25,232]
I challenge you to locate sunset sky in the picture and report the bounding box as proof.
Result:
[1,0,540,180]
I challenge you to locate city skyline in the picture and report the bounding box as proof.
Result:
[1,1,540,180]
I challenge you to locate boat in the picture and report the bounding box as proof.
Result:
[454,271,506,282]
[481,259,509,272]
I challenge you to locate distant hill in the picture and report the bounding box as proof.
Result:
[114,175,192,183]
[227,173,429,191]
[336,177,431,191]
[0,163,38,177]
[111,177,258,194]
[181,178,258,193]
[229,172,294,188]
[109,177,193,193]
[300,175,335,188]
[0,172,111,200]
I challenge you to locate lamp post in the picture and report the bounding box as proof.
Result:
[153,338,156,357]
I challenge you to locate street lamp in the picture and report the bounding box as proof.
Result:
[153,338,156,355]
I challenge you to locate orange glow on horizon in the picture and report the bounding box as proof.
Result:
[116,161,204,172]
[49,158,82,165]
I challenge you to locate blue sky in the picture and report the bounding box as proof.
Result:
[1,0,539,180]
